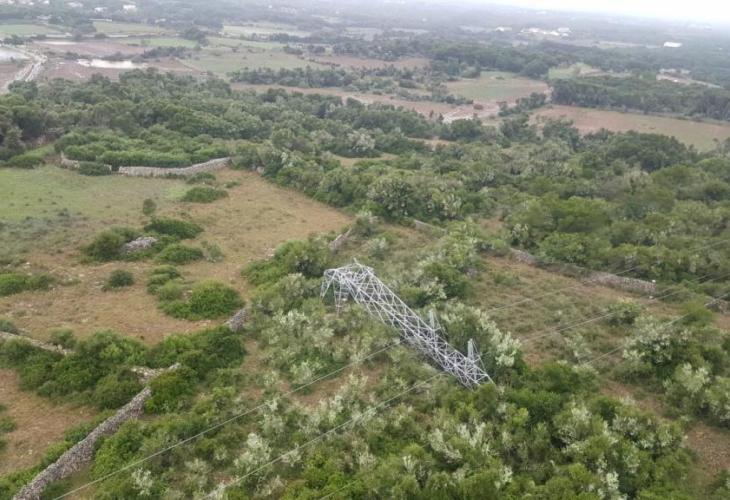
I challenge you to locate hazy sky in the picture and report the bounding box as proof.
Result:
[487,0,730,25]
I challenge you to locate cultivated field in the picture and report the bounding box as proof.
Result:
[446,71,548,102]
[0,167,349,344]
[0,23,63,36]
[221,23,311,38]
[92,21,169,35]
[182,46,324,75]
[533,105,730,151]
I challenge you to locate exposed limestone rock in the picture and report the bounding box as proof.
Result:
[329,228,352,252]
[0,330,72,356]
[508,248,656,295]
[122,236,158,254]
[226,308,248,332]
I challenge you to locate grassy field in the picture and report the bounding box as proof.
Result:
[92,21,169,35]
[221,23,311,38]
[533,105,730,151]
[0,167,349,343]
[122,36,199,48]
[446,71,548,102]
[0,23,62,36]
[207,37,286,50]
[184,47,323,75]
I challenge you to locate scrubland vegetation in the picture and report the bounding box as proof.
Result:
[1,0,730,498]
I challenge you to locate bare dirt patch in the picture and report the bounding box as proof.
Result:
[685,423,730,484]
[0,369,96,476]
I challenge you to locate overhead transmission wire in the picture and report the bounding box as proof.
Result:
[54,238,730,498]
[312,290,730,500]
[205,373,445,498]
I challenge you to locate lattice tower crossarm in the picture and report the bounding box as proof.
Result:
[321,261,492,387]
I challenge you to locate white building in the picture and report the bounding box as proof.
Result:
[663,41,683,48]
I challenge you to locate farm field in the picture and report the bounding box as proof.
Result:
[92,21,169,35]
[446,70,548,102]
[533,105,730,150]
[121,36,199,48]
[309,54,430,69]
[32,39,148,57]
[183,47,323,75]
[0,23,63,36]
[221,23,311,38]
[0,167,349,343]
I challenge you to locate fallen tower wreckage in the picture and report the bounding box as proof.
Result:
[321,260,491,387]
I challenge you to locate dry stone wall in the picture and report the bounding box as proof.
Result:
[13,387,153,500]
[118,157,230,177]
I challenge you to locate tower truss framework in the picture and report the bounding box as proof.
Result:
[321,261,492,387]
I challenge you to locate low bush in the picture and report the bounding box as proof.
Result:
[145,366,197,413]
[156,244,204,265]
[5,150,45,168]
[0,272,53,297]
[0,319,19,333]
[144,218,203,240]
[244,238,330,286]
[180,186,228,203]
[77,161,111,176]
[83,227,140,261]
[146,266,181,293]
[103,270,134,291]
[186,172,216,185]
[142,198,157,217]
[49,328,77,349]
[161,281,243,320]
[92,370,143,409]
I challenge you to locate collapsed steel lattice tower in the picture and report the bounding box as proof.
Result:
[321,261,492,388]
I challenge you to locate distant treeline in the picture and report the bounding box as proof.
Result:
[552,77,730,122]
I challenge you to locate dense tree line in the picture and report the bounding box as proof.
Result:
[552,76,730,121]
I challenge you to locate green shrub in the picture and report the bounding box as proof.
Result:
[83,227,140,261]
[156,244,204,264]
[244,238,330,286]
[145,367,197,413]
[103,270,134,291]
[0,416,16,433]
[49,328,77,349]
[5,150,44,168]
[180,186,228,203]
[0,273,53,297]
[202,241,224,262]
[146,265,181,293]
[92,370,143,409]
[0,319,19,334]
[155,281,184,301]
[144,218,203,240]
[77,161,111,176]
[142,198,157,217]
[186,172,216,184]
[161,281,243,320]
